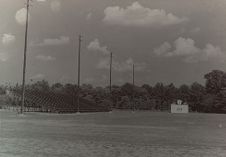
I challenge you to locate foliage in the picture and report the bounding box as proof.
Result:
[204,70,226,94]
[3,69,226,113]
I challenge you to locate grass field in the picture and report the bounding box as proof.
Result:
[0,110,226,157]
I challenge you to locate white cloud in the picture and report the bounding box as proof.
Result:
[42,36,69,45]
[2,34,16,45]
[97,57,146,72]
[154,42,171,55]
[154,37,226,63]
[87,38,109,55]
[51,0,61,12]
[31,36,70,46]
[97,58,109,68]
[15,8,30,25]
[37,0,46,2]
[168,37,199,57]
[36,55,56,61]
[30,74,45,80]
[103,1,187,27]
[88,39,147,71]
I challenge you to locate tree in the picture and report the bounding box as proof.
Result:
[0,86,6,95]
[214,90,226,113]
[30,80,50,92]
[63,83,77,95]
[165,83,178,104]
[117,96,131,109]
[51,83,63,92]
[121,83,134,98]
[142,84,153,96]
[80,84,94,97]
[204,70,226,94]
[200,94,217,113]
[203,70,226,113]
[93,86,108,104]
[152,83,170,110]
[111,85,122,108]
[178,84,190,102]
[189,82,205,112]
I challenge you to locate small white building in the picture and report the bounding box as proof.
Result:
[171,100,189,113]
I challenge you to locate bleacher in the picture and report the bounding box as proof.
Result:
[10,89,111,113]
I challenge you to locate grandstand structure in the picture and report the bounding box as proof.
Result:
[7,89,111,113]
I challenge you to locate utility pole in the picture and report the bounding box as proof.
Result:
[21,0,30,114]
[132,64,135,111]
[109,52,113,112]
[109,52,112,93]
[77,35,82,113]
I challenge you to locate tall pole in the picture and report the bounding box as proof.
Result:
[109,52,113,111]
[21,0,30,114]
[109,52,112,93]
[132,64,135,111]
[77,35,82,113]
[133,64,134,87]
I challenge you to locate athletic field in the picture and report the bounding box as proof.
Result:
[0,110,226,157]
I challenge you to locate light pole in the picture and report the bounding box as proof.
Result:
[132,64,135,112]
[77,35,82,113]
[21,0,30,114]
[109,52,112,93]
[109,51,113,112]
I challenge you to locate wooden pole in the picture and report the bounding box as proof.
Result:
[77,35,82,113]
[109,52,112,93]
[132,64,135,111]
[109,52,113,111]
[21,0,30,114]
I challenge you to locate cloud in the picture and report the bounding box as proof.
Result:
[168,37,199,57]
[2,34,16,45]
[97,57,146,72]
[88,39,146,71]
[154,42,171,55]
[31,36,70,46]
[37,0,46,2]
[154,37,226,63]
[87,38,109,55]
[36,55,56,61]
[51,0,61,12]
[30,74,45,80]
[15,8,30,25]
[0,52,9,62]
[103,1,187,27]
[86,12,92,20]
[97,58,110,69]
[190,27,201,33]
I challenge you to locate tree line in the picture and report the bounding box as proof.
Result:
[3,70,226,113]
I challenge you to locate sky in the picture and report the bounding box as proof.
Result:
[1,0,226,87]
